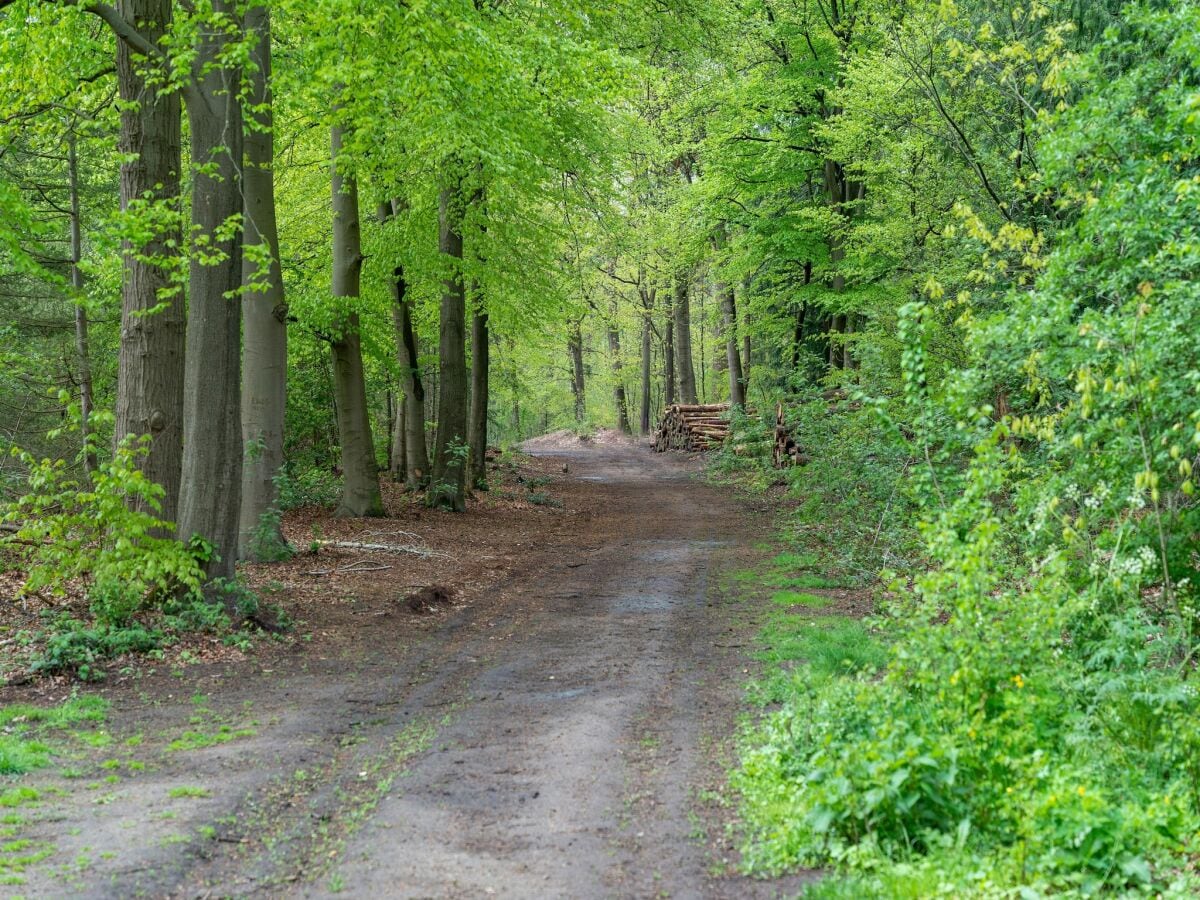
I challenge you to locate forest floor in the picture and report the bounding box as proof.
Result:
[0,433,827,898]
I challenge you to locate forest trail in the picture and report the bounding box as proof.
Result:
[13,438,813,899]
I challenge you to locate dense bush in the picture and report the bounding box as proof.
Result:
[714,397,921,580]
[2,415,205,625]
[274,464,341,511]
[735,7,1200,896]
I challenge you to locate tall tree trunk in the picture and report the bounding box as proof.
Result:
[177,1,244,583]
[638,285,654,434]
[390,392,406,482]
[469,309,489,490]
[115,0,183,522]
[395,275,429,488]
[742,310,752,397]
[381,200,430,489]
[466,179,489,492]
[831,313,847,369]
[673,270,697,404]
[792,302,808,370]
[792,261,812,371]
[430,177,468,511]
[506,336,521,439]
[719,283,745,407]
[67,132,96,473]
[328,123,383,518]
[824,160,862,371]
[608,303,630,433]
[568,319,586,423]
[663,287,676,407]
[697,282,706,402]
[238,4,288,559]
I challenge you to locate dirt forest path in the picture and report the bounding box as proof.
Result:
[12,438,814,899]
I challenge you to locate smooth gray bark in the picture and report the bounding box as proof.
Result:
[329,123,383,518]
[743,325,751,396]
[67,132,96,473]
[238,4,289,558]
[673,270,698,405]
[469,309,489,490]
[115,0,183,522]
[177,0,245,582]
[608,303,630,433]
[569,319,585,423]
[430,179,468,511]
[663,288,676,407]
[390,393,406,482]
[719,284,745,407]
[638,281,654,434]
[381,198,431,489]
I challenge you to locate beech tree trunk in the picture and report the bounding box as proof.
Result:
[742,309,752,396]
[329,123,383,518]
[719,283,745,407]
[792,261,812,370]
[177,1,245,583]
[638,285,654,435]
[115,0,183,522]
[238,4,289,559]
[831,313,847,369]
[398,391,412,482]
[608,303,630,434]
[469,309,489,490]
[67,132,96,473]
[823,159,863,370]
[506,336,521,438]
[381,199,431,489]
[569,319,586,423]
[673,270,697,404]
[663,288,676,407]
[430,178,468,511]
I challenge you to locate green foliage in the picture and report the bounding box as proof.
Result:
[166,724,255,753]
[167,786,211,799]
[750,613,887,709]
[714,398,921,580]
[2,420,205,624]
[30,619,164,681]
[275,466,341,511]
[246,507,294,563]
[24,584,271,680]
[734,6,1200,895]
[0,696,108,775]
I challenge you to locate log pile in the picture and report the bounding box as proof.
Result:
[653,403,731,452]
[772,402,809,468]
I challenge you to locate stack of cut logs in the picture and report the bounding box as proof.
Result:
[653,403,731,452]
[773,402,809,468]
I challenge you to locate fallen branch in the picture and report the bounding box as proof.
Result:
[314,539,445,559]
[301,560,394,577]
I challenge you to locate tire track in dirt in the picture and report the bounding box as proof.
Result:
[301,442,811,899]
[13,438,813,898]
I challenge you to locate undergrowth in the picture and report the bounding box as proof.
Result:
[722,12,1200,896]
[20,581,281,681]
[0,696,108,775]
[711,399,921,582]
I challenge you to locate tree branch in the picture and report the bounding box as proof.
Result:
[0,0,164,62]
[73,0,162,61]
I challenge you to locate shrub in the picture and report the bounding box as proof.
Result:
[275,466,340,510]
[735,9,1200,894]
[30,619,165,681]
[2,416,205,624]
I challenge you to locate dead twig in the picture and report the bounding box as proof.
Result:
[315,539,445,559]
[301,565,394,577]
